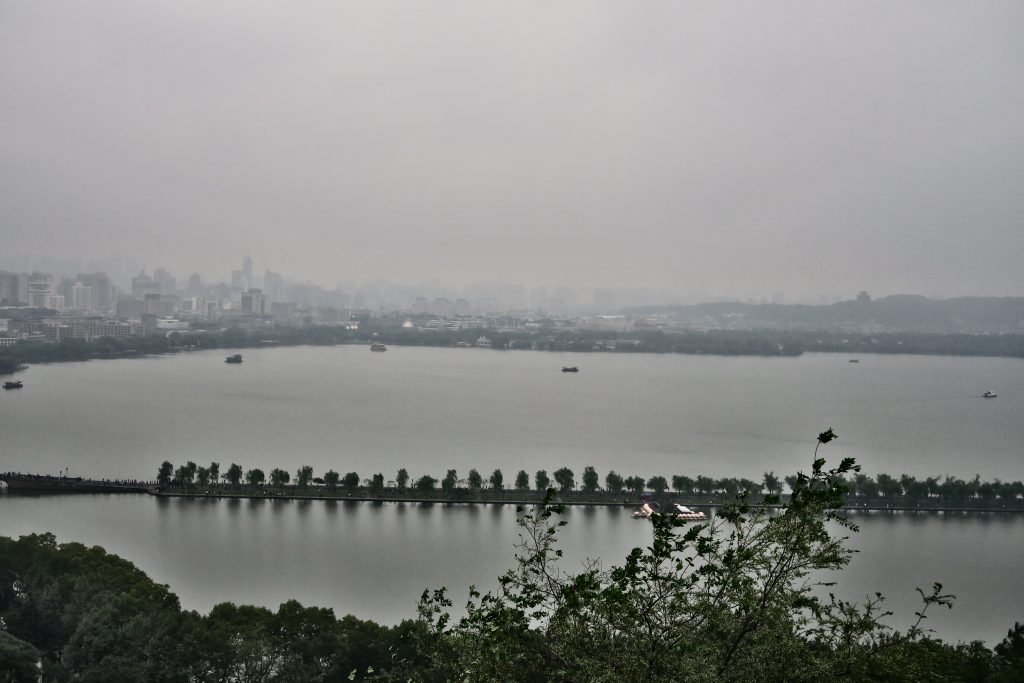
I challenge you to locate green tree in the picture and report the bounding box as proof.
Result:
[370,473,384,492]
[323,469,340,491]
[157,461,173,487]
[490,469,504,493]
[515,470,529,491]
[672,474,694,493]
[876,473,901,499]
[625,475,645,494]
[605,470,624,494]
[270,468,290,488]
[0,631,40,683]
[246,468,265,488]
[343,472,360,493]
[581,466,599,493]
[209,461,220,485]
[442,469,458,493]
[296,465,313,489]
[646,475,668,495]
[196,466,211,487]
[553,467,575,493]
[396,468,409,491]
[417,429,963,682]
[225,463,243,487]
[535,470,549,492]
[415,475,437,493]
[468,469,482,490]
[173,464,194,486]
[762,471,781,495]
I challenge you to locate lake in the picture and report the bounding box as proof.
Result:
[1,346,1022,643]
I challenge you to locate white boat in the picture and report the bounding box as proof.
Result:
[983,391,997,398]
[631,502,655,519]
[632,502,706,521]
[671,504,706,521]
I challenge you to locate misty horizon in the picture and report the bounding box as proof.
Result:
[3,2,1022,301]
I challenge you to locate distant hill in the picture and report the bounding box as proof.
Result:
[623,295,1024,333]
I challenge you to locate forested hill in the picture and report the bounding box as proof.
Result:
[624,295,1024,333]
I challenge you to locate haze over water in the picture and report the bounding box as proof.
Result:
[2,345,1022,481]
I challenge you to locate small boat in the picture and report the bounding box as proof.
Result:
[3,380,23,389]
[225,354,243,364]
[370,343,387,352]
[670,504,706,521]
[848,359,859,363]
[562,366,579,373]
[631,502,655,519]
[983,391,997,398]
[633,502,706,521]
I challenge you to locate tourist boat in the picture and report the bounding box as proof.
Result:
[632,502,656,519]
[983,391,997,398]
[370,343,387,352]
[3,380,23,389]
[669,504,706,521]
[225,354,243,363]
[632,502,706,521]
[562,366,579,373]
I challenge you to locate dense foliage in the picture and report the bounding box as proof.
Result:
[415,432,1024,682]
[0,534,434,682]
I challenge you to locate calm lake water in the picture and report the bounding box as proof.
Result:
[2,346,1023,643]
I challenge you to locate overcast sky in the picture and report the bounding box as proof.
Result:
[2,1,1022,300]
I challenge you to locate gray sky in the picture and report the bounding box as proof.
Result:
[2,1,1022,300]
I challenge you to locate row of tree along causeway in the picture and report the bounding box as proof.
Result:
[9,457,1022,513]
[3,432,1024,681]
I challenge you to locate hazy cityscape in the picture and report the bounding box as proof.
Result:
[3,1,1024,681]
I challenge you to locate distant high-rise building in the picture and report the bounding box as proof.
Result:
[27,273,56,309]
[238,257,253,290]
[186,272,203,293]
[131,271,160,300]
[71,282,93,312]
[76,273,112,312]
[0,271,26,306]
[143,293,177,316]
[153,267,177,295]
[263,269,285,302]
[240,288,267,315]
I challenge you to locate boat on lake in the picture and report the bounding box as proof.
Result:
[370,343,387,352]
[983,391,998,398]
[3,380,23,389]
[849,359,860,363]
[562,366,579,373]
[633,502,706,521]
[225,354,243,364]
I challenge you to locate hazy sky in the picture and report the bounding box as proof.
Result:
[2,1,1022,299]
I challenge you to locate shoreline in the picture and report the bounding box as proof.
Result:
[4,479,1022,515]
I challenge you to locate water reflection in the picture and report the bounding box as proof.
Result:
[0,493,1021,644]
